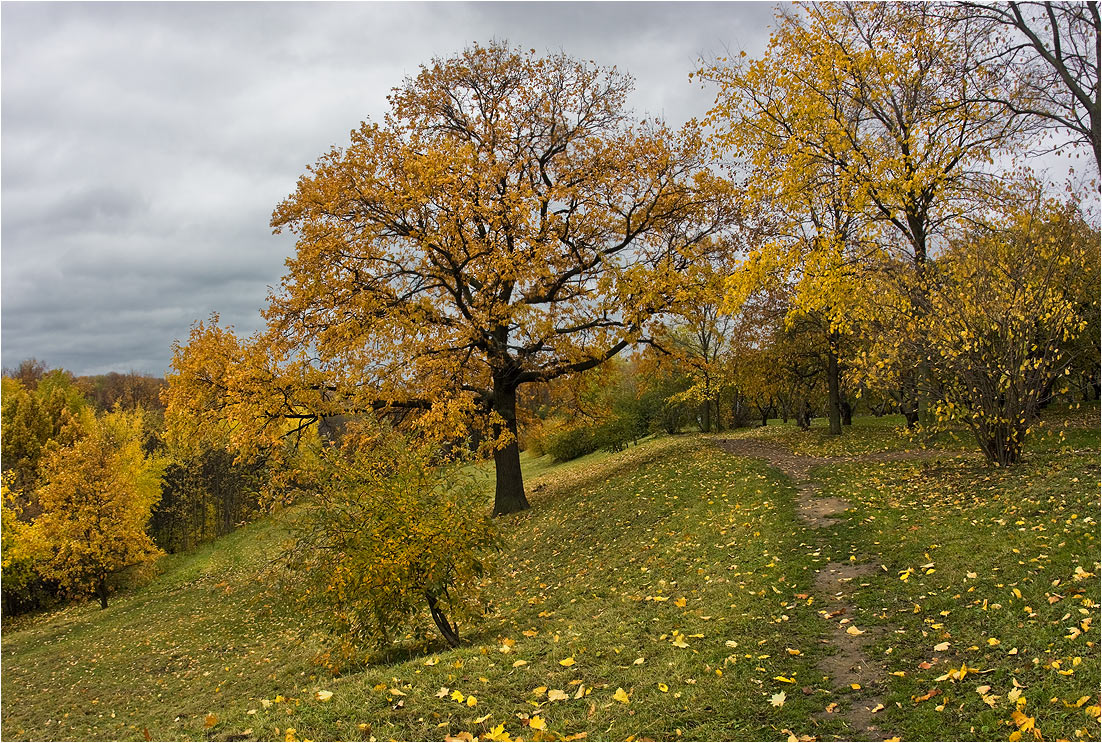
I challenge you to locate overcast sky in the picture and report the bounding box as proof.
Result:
[1,1,777,377]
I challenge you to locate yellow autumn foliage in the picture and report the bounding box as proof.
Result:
[281,419,497,649]
[908,195,1098,464]
[160,41,739,525]
[26,408,164,608]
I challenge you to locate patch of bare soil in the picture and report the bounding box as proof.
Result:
[813,562,889,740]
[797,492,852,528]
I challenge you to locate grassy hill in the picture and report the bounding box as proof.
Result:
[2,412,1099,742]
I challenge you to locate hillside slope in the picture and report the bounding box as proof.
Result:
[2,416,1099,741]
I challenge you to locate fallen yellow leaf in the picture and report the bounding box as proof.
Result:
[485,723,512,742]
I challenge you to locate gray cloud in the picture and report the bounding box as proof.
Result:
[2,1,774,376]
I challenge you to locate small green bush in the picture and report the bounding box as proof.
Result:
[545,426,600,461]
[593,418,635,453]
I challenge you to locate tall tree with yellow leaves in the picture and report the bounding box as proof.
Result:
[167,42,736,515]
[29,409,163,608]
[700,2,1023,426]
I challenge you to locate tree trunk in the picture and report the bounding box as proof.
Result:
[97,576,109,609]
[425,592,460,647]
[701,400,712,433]
[900,377,920,429]
[826,346,842,436]
[841,399,853,426]
[491,382,530,516]
[796,398,812,431]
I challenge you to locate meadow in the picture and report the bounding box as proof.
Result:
[2,410,1098,742]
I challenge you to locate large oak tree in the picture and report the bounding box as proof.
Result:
[167,43,735,515]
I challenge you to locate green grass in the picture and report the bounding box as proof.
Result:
[2,412,1098,741]
[1,436,832,741]
[724,414,926,456]
[726,401,1099,460]
[810,435,1101,741]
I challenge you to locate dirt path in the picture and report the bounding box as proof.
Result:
[714,438,925,741]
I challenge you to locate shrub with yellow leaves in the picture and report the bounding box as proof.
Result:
[904,194,1098,465]
[281,420,497,649]
[0,473,46,613]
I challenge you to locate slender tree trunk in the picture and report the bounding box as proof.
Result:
[796,398,812,430]
[900,377,920,428]
[97,576,109,609]
[826,346,842,436]
[491,382,530,516]
[841,399,853,426]
[904,233,929,429]
[425,592,460,647]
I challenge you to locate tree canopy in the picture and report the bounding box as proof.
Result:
[168,41,738,515]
